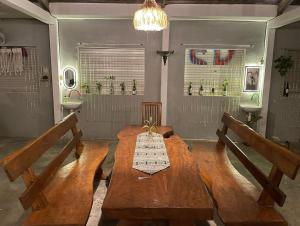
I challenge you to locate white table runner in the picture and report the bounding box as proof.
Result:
[132,132,170,175]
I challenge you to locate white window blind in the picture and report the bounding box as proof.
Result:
[184,48,245,96]
[79,48,145,95]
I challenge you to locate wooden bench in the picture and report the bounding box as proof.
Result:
[193,112,300,226]
[1,112,108,226]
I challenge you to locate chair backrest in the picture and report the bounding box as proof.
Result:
[217,112,300,207]
[1,113,83,211]
[142,102,162,126]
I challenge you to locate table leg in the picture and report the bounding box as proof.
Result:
[168,219,196,226]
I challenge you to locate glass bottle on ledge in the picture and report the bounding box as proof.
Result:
[211,81,215,95]
[120,82,125,95]
[199,84,204,96]
[96,81,102,95]
[283,81,289,97]
[110,81,114,95]
[211,87,215,95]
[188,82,192,96]
[132,79,137,95]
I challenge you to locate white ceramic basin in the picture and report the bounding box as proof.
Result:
[62,100,82,110]
[239,104,262,113]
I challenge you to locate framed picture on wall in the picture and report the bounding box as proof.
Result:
[244,66,260,91]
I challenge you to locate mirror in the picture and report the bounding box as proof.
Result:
[63,67,76,89]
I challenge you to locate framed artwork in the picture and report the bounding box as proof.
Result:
[244,66,260,91]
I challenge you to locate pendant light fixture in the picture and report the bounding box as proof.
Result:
[133,0,168,31]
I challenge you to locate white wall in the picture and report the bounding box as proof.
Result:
[0,19,54,138]
[167,20,267,139]
[266,25,300,142]
[58,19,162,139]
[57,19,267,139]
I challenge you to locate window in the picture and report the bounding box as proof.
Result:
[78,48,145,95]
[184,48,245,96]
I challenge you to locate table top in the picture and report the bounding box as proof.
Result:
[102,126,213,220]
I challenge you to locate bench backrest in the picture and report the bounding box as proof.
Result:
[142,102,162,126]
[217,112,300,207]
[1,113,83,211]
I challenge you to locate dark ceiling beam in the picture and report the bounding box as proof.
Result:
[30,0,49,11]
[48,0,300,5]
[38,0,49,10]
[277,0,294,14]
[49,0,281,4]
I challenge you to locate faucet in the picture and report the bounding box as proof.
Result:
[251,93,260,106]
[68,89,81,98]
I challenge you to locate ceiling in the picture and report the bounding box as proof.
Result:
[0,0,299,20]
[0,3,31,18]
[47,0,300,5]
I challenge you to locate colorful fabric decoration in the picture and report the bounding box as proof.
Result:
[214,50,235,65]
[190,49,208,65]
[189,49,235,65]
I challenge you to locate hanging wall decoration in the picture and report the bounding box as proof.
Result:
[214,50,235,65]
[274,55,293,77]
[244,66,260,92]
[184,48,245,97]
[190,49,208,65]
[189,49,235,65]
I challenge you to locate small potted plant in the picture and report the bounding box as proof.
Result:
[222,79,229,96]
[274,56,293,76]
[143,116,158,136]
[96,81,102,94]
[120,82,125,95]
[81,82,90,94]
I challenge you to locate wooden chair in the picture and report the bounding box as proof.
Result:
[193,112,300,226]
[142,102,162,126]
[1,113,108,226]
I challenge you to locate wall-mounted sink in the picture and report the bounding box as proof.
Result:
[239,104,262,113]
[62,90,82,111]
[62,99,82,110]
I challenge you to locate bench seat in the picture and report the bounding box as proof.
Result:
[193,141,287,226]
[118,220,195,226]
[23,141,108,226]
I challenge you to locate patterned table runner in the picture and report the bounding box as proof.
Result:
[132,132,170,175]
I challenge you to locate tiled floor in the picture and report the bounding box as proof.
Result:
[0,138,299,226]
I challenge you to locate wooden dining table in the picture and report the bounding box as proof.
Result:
[102,126,213,224]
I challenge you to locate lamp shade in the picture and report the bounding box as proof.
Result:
[133,0,168,31]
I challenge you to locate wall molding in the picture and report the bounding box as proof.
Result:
[49,3,277,21]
